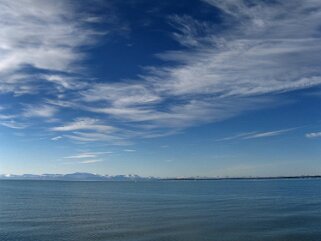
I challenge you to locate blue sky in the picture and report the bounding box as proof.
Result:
[0,0,321,177]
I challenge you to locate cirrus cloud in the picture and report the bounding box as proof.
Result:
[2,0,321,145]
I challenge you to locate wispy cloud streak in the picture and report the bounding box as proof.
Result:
[0,0,103,95]
[76,0,321,142]
[243,129,294,139]
[306,131,321,138]
[217,128,297,141]
[1,0,321,145]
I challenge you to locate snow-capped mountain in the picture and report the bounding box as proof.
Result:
[0,173,157,181]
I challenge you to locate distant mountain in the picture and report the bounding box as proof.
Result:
[2,173,320,181]
[0,172,157,181]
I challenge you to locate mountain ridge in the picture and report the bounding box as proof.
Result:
[0,172,157,181]
[1,172,321,181]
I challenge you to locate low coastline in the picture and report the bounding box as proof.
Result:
[1,173,321,182]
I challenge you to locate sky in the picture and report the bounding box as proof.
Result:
[0,0,321,177]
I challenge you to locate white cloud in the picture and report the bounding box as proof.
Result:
[78,0,321,140]
[81,83,161,106]
[65,132,111,142]
[64,152,111,159]
[306,131,321,138]
[2,1,79,61]
[51,136,62,141]
[64,153,97,159]
[64,151,111,163]
[0,120,28,129]
[243,129,294,139]
[41,74,88,91]
[0,0,102,95]
[2,0,321,144]
[123,149,136,152]
[51,118,115,132]
[0,114,16,120]
[218,128,296,141]
[23,104,57,118]
[215,132,257,142]
[80,159,103,164]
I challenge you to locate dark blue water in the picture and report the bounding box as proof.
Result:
[1,180,321,241]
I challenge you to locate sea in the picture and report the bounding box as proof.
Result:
[0,179,321,241]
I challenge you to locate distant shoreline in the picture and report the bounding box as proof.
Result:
[162,176,321,181]
[1,174,321,182]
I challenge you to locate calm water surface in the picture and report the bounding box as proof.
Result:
[0,179,321,241]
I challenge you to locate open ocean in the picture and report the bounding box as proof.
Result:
[0,179,321,241]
